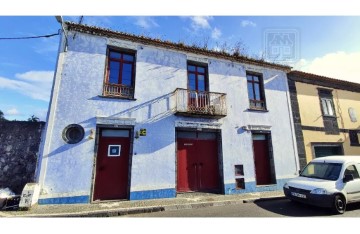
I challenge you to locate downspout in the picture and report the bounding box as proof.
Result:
[284,73,300,175]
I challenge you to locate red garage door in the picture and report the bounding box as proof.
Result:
[177,131,220,193]
[93,129,131,201]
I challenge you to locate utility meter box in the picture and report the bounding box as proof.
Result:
[19,183,40,208]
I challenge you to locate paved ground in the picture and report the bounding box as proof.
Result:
[0,190,285,217]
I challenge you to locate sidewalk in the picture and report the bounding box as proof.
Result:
[0,190,285,217]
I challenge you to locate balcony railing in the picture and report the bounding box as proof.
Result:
[103,83,134,99]
[173,88,227,118]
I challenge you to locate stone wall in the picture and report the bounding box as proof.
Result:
[0,121,45,194]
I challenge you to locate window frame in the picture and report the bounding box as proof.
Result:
[344,165,360,180]
[321,97,336,117]
[103,47,136,99]
[349,130,360,146]
[246,72,266,111]
[187,62,208,92]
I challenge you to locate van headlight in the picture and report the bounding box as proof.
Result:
[283,183,289,189]
[310,188,329,195]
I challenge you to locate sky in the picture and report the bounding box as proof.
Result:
[1,4,360,122]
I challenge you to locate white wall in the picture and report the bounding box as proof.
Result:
[39,31,298,201]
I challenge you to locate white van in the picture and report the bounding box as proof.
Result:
[283,155,360,214]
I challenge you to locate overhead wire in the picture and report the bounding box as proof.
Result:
[0,32,59,40]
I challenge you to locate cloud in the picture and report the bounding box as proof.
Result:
[34,36,59,54]
[188,16,213,30]
[241,20,257,27]
[0,71,54,102]
[5,108,20,116]
[134,17,159,29]
[211,27,222,40]
[293,51,360,83]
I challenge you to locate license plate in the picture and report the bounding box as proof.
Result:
[291,192,306,199]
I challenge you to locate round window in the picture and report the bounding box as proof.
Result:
[62,124,85,144]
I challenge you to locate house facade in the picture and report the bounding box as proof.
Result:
[288,71,360,169]
[36,22,299,204]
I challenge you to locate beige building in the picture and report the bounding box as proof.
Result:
[288,71,360,169]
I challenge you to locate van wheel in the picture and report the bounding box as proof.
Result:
[332,195,346,214]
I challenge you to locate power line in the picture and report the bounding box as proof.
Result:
[0,32,59,40]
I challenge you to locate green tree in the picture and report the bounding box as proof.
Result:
[0,110,7,121]
[27,115,40,122]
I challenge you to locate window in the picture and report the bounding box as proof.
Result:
[301,162,342,181]
[103,49,136,99]
[247,73,266,110]
[349,130,360,146]
[187,63,208,91]
[344,165,360,179]
[62,124,85,144]
[321,98,335,116]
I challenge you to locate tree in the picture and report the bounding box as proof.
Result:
[27,115,40,122]
[0,110,7,121]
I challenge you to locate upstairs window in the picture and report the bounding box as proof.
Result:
[103,49,136,99]
[187,63,208,92]
[321,98,335,116]
[247,73,266,110]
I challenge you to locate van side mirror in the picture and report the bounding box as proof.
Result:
[343,174,354,183]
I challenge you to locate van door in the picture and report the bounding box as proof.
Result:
[343,164,360,202]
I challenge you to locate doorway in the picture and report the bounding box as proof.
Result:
[176,130,221,193]
[93,128,131,201]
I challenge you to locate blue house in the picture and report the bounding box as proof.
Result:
[36,22,299,204]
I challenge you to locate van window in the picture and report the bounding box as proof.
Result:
[301,162,342,181]
[344,165,360,179]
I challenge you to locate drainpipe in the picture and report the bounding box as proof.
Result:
[285,74,300,174]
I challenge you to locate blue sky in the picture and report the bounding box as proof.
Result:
[1,15,360,121]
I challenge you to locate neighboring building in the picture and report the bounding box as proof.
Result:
[0,121,45,194]
[288,71,360,169]
[36,22,299,204]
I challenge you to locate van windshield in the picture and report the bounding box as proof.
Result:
[300,162,342,181]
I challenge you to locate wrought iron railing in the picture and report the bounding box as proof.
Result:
[174,88,227,117]
[103,83,134,99]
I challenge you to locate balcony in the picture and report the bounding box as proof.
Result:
[103,83,134,99]
[173,88,227,118]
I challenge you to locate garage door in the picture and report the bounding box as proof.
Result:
[177,131,221,193]
[314,145,343,158]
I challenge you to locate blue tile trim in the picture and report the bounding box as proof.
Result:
[38,195,90,205]
[224,178,289,195]
[130,188,176,200]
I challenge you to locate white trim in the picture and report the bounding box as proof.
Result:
[108,145,121,157]
[175,120,222,129]
[96,116,136,126]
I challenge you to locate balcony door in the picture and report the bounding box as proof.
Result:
[187,63,209,112]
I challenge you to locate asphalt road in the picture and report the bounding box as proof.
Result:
[123,198,360,217]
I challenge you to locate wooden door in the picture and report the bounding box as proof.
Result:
[177,132,220,192]
[253,134,272,185]
[93,129,131,201]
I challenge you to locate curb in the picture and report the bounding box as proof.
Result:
[0,195,286,217]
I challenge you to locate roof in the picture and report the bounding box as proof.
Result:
[64,21,291,72]
[311,156,360,164]
[289,70,360,92]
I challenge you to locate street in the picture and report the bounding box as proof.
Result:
[123,198,360,217]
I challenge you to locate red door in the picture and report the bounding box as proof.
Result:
[93,129,131,201]
[253,135,272,185]
[177,132,220,192]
